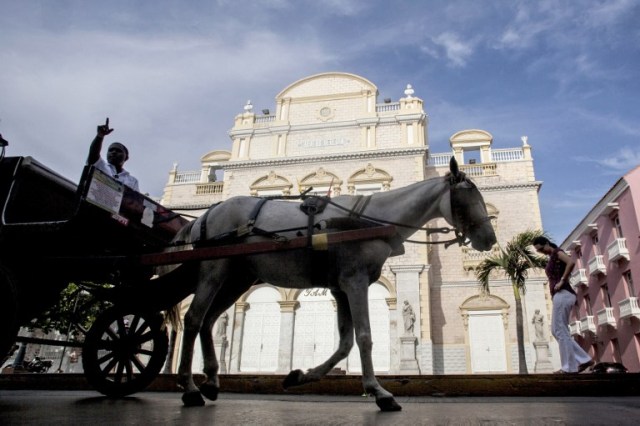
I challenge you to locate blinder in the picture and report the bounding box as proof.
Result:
[449,177,494,246]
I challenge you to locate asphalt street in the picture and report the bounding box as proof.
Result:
[1,391,640,425]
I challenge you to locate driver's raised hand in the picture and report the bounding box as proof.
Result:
[97,118,114,137]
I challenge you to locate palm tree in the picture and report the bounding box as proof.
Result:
[475,229,549,374]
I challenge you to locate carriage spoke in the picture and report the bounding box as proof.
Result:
[114,360,125,383]
[100,357,119,378]
[124,358,134,381]
[129,315,142,335]
[96,338,116,350]
[117,318,128,338]
[104,327,119,341]
[135,330,153,345]
[135,348,154,357]
[97,351,116,365]
[131,354,146,372]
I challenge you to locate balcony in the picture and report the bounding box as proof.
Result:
[569,268,588,288]
[569,321,581,337]
[587,255,606,276]
[461,246,500,271]
[619,297,640,321]
[596,307,616,329]
[580,316,596,335]
[607,238,630,263]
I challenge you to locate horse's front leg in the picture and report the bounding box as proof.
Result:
[283,289,354,388]
[177,264,224,406]
[346,276,401,412]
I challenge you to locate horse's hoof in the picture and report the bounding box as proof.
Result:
[199,382,220,401]
[182,390,205,406]
[376,396,402,412]
[283,369,305,389]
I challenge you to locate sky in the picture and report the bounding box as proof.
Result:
[1,0,639,242]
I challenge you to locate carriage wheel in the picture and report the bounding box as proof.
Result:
[0,264,19,361]
[82,307,168,397]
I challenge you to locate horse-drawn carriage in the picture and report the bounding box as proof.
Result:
[1,146,496,411]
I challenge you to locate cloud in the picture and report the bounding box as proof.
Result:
[431,32,474,67]
[574,147,640,174]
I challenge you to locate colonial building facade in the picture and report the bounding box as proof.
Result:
[161,72,556,374]
[563,165,640,371]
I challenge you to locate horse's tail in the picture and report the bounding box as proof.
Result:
[164,303,183,331]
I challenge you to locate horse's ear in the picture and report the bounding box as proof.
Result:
[449,156,459,177]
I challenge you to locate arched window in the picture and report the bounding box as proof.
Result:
[347,163,392,195]
[299,167,342,196]
[249,171,293,196]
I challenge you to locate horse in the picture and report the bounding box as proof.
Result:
[173,157,496,411]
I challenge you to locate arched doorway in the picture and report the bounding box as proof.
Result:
[292,288,336,371]
[240,286,281,372]
[461,294,510,373]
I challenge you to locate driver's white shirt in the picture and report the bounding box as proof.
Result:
[94,158,139,192]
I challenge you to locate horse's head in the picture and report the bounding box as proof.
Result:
[443,157,497,251]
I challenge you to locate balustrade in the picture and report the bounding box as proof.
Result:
[619,297,640,320]
[569,321,581,336]
[607,238,629,262]
[569,268,588,288]
[596,307,616,329]
[587,255,606,276]
[580,316,596,335]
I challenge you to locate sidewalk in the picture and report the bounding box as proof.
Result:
[2,373,639,397]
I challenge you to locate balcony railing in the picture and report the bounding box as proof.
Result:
[428,153,451,166]
[459,163,497,177]
[619,297,640,321]
[580,316,596,335]
[596,307,616,329]
[607,238,630,262]
[587,255,606,276]
[376,102,401,113]
[569,321,581,336]
[461,246,500,271]
[491,148,524,162]
[569,268,588,288]
[174,171,201,184]
[195,182,224,195]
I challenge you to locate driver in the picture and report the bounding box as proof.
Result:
[87,118,139,191]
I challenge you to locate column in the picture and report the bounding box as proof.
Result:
[277,300,299,373]
[228,302,248,373]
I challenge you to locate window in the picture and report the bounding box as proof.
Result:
[613,215,624,238]
[602,283,612,308]
[591,233,599,255]
[583,294,593,316]
[354,183,382,196]
[623,271,635,297]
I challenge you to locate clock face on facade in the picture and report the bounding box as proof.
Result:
[320,107,332,117]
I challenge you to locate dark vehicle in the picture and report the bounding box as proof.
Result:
[25,356,53,373]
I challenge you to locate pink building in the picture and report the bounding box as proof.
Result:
[561,165,640,371]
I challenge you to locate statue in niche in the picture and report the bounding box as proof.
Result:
[216,311,229,338]
[532,309,545,341]
[402,300,416,336]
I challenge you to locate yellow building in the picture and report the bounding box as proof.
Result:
[161,72,554,374]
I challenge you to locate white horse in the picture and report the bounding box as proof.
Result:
[174,157,496,411]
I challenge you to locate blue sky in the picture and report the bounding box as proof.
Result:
[1,0,639,242]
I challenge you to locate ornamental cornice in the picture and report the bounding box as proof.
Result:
[390,264,426,274]
[476,181,542,192]
[228,114,426,138]
[222,147,429,170]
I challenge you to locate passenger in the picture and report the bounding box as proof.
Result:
[87,118,139,191]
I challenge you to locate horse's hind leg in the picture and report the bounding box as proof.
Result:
[198,277,252,401]
[283,289,354,388]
